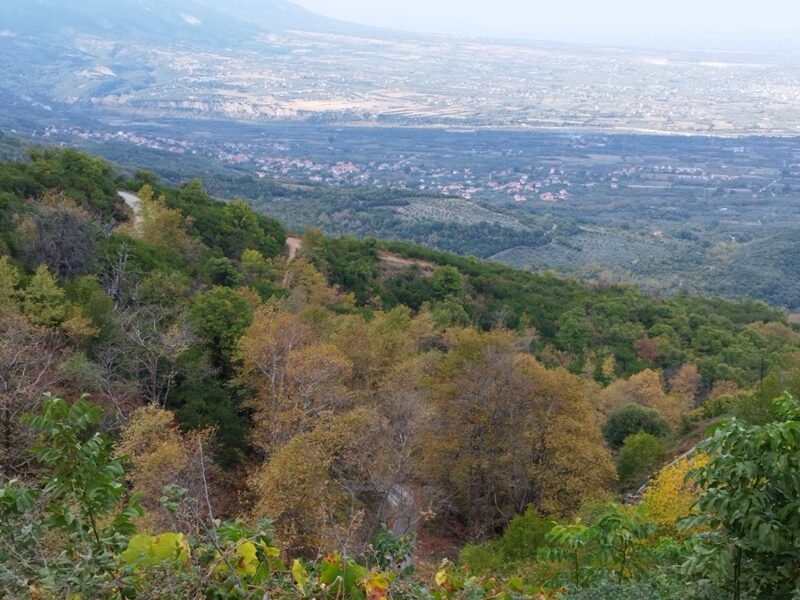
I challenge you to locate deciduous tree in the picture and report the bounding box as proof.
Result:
[116,405,215,534]
[240,307,351,454]
[0,313,62,473]
[21,264,67,327]
[190,287,253,372]
[249,408,392,556]
[418,329,615,535]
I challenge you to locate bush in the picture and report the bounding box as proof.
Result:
[616,433,666,489]
[458,541,505,576]
[496,506,553,563]
[603,404,670,450]
[459,506,554,575]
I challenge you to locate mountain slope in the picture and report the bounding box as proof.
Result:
[0,0,261,46]
[0,0,391,116]
[0,0,370,45]
[191,0,366,34]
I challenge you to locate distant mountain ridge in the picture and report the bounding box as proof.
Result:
[0,0,342,46]
[0,0,384,45]
[190,0,383,35]
[0,0,388,118]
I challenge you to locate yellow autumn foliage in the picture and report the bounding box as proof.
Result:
[249,407,391,556]
[598,368,692,426]
[240,307,352,453]
[116,405,211,533]
[640,453,708,534]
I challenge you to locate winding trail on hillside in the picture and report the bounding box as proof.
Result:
[118,191,142,228]
[282,236,303,288]
[286,236,302,262]
[377,252,436,272]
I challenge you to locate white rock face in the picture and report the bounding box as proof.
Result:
[386,485,415,537]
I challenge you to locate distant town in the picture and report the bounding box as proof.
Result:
[33,121,798,208]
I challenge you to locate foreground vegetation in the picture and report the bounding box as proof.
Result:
[6,392,800,598]
[2,148,800,597]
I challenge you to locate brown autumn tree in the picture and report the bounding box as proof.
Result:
[283,259,354,313]
[417,329,527,535]
[116,405,218,534]
[239,307,351,454]
[0,312,63,474]
[17,191,99,280]
[0,259,66,474]
[331,306,433,398]
[514,355,617,516]
[248,407,394,556]
[328,308,437,535]
[709,379,740,400]
[634,337,661,364]
[669,363,702,407]
[417,329,615,537]
[598,368,691,425]
[669,363,702,397]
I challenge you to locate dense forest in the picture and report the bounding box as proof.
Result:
[2,148,800,598]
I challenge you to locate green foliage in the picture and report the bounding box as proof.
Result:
[557,575,727,600]
[5,147,800,598]
[25,394,142,546]
[21,264,67,326]
[218,198,285,259]
[0,395,142,596]
[460,506,554,576]
[190,286,253,370]
[602,404,670,450]
[431,266,464,300]
[2,396,408,599]
[732,367,800,425]
[25,148,124,219]
[365,524,416,575]
[434,556,559,599]
[64,275,116,341]
[137,269,193,308]
[545,505,658,588]
[0,254,19,309]
[121,532,191,569]
[307,236,382,304]
[172,379,250,465]
[431,298,472,328]
[458,542,507,578]
[166,181,286,260]
[556,307,593,355]
[0,481,37,585]
[205,255,244,287]
[616,433,666,490]
[381,268,435,310]
[359,242,792,389]
[497,507,554,563]
[681,394,800,599]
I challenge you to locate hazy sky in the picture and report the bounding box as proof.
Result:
[292,0,800,49]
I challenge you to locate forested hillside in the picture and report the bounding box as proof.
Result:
[3,148,800,598]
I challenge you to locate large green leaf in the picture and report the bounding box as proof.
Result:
[121,532,190,569]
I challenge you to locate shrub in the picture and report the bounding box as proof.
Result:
[603,404,670,450]
[616,433,666,489]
